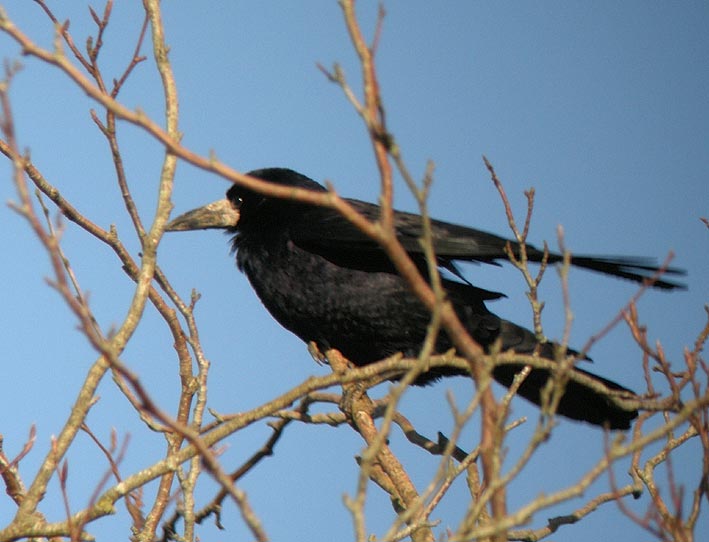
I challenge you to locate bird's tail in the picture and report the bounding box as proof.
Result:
[492,320,638,429]
[492,363,638,429]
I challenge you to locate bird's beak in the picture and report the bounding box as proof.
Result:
[166,198,240,231]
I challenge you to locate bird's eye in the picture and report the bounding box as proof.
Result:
[234,196,244,209]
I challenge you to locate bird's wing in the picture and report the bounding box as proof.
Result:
[291,198,515,260]
[289,198,685,290]
[288,202,428,273]
[289,202,507,300]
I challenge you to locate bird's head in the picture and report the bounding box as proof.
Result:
[166,168,325,232]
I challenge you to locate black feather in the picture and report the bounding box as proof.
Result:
[169,168,686,429]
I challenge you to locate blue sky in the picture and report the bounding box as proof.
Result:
[1,2,707,541]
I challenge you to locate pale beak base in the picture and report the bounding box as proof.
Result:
[166,198,240,231]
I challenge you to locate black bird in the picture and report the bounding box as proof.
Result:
[168,168,684,429]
